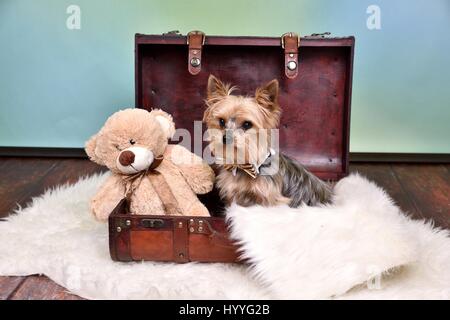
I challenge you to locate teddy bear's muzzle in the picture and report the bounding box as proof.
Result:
[116,146,154,174]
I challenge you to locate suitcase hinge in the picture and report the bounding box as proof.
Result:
[187,30,205,75]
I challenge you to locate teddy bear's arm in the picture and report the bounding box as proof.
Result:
[166,145,215,195]
[90,174,125,221]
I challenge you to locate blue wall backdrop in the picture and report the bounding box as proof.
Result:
[0,0,449,152]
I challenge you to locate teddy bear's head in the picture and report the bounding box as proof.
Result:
[85,108,175,174]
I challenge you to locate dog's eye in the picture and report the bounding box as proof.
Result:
[129,139,136,145]
[219,118,226,128]
[242,121,253,130]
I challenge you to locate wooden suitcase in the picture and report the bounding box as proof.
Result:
[109,31,355,263]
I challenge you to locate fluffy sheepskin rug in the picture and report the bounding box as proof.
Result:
[0,173,448,299]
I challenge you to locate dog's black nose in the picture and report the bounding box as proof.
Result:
[223,134,232,145]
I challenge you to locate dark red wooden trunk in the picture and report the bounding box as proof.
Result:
[109,32,355,263]
[135,34,354,180]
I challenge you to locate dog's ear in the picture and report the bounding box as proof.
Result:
[85,134,104,165]
[207,74,232,100]
[204,75,233,123]
[255,79,279,107]
[255,79,281,126]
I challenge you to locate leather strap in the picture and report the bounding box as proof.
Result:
[187,30,205,75]
[281,32,300,79]
[148,172,183,216]
[173,218,189,262]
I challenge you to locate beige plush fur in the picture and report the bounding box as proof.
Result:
[85,108,214,221]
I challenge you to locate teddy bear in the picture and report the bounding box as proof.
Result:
[85,108,214,221]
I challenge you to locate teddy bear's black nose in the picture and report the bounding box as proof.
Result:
[119,150,135,166]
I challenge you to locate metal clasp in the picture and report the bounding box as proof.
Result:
[140,219,165,229]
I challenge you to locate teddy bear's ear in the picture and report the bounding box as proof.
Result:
[85,134,104,165]
[150,109,176,139]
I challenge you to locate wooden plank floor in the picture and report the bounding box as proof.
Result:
[0,157,448,300]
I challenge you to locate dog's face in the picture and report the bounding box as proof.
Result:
[203,75,281,166]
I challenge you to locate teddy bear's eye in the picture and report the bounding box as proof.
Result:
[129,139,136,145]
[114,144,121,151]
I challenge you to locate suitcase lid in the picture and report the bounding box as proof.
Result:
[135,33,354,180]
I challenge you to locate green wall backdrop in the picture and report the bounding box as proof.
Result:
[0,0,449,152]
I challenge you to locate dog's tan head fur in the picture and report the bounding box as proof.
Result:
[203,75,331,208]
[203,75,281,166]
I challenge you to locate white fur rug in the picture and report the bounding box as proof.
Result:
[0,173,448,299]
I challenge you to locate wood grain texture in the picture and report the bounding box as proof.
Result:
[391,164,449,229]
[0,158,105,218]
[8,275,83,300]
[350,163,423,219]
[33,158,105,187]
[0,277,25,300]
[0,158,59,217]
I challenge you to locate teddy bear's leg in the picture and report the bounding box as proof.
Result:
[90,175,125,221]
[130,177,166,215]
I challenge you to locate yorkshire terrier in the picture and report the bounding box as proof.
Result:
[203,75,331,208]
